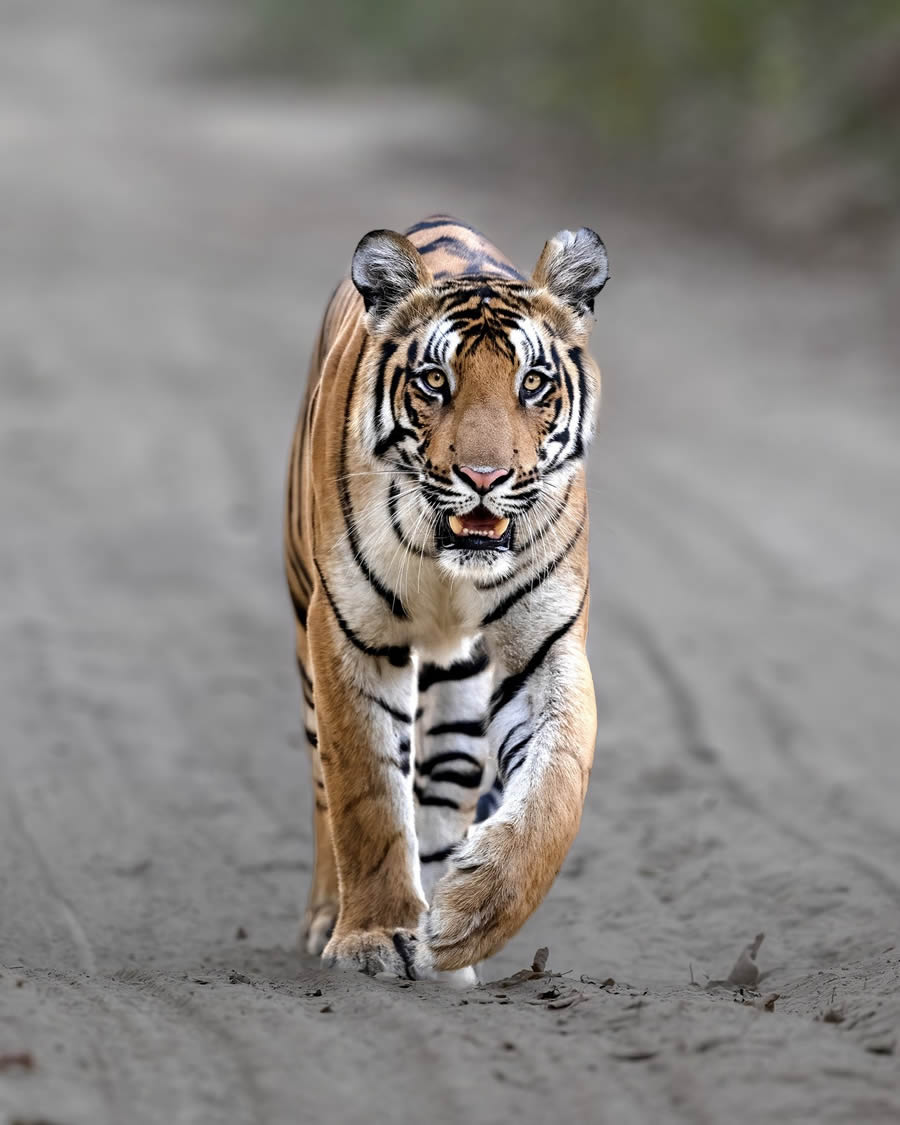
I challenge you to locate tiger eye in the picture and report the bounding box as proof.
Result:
[523,372,543,392]
[425,369,446,390]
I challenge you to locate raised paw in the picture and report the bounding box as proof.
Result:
[416,821,539,972]
[301,901,339,956]
[322,927,419,978]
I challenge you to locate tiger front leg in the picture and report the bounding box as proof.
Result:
[296,635,340,955]
[416,591,596,973]
[415,643,493,902]
[307,595,425,978]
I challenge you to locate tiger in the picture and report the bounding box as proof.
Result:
[284,215,608,984]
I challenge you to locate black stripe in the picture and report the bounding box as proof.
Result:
[305,727,318,748]
[426,719,486,739]
[475,779,503,822]
[287,579,308,628]
[403,388,423,429]
[418,646,489,692]
[490,586,588,719]
[511,475,540,492]
[498,734,530,779]
[413,785,460,809]
[429,768,483,788]
[388,361,406,414]
[545,349,589,477]
[296,657,314,693]
[405,214,477,235]
[419,844,458,863]
[421,481,460,506]
[396,736,411,774]
[415,235,524,280]
[569,346,587,462]
[497,721,528,760]
[371,340,398,448]
[314,559,410,667]
[374,422,417,459]
[481,515,585,626]
[504,753,527,779]
[364,691,413,725]
[417,750,483,776]
[338,340,409,618]
[555,365,576,465]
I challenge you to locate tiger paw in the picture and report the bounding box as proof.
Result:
[417,825,530,972]
[322,927,418,978]
[301,901,339,956]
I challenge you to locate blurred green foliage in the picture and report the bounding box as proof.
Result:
[245,0,900,212]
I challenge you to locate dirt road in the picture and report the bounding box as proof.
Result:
[2,3,898,1122]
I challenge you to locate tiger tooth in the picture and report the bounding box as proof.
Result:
[449,515,464,536]
[495,517,510,536]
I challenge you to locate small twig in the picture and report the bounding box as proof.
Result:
[0,1051,35,1072]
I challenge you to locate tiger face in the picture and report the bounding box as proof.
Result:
[352,228,607,578]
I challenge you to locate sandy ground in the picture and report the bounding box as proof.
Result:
[2,3,899,1122]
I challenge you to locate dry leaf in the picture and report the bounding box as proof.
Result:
[532,947,549,973]
[865,1040,895,1056]
[483,968,547,988]
[727,932,765,987]
[610,1049,658,1062]
[581,974,616,990]
[547,991,586,1010]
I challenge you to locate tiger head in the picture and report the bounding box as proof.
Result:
[352,227,608,579]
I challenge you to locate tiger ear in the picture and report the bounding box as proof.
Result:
[351,230,432,327]
[532,228,609,318]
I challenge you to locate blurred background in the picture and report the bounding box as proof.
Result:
[244,0,900,249]
[2,2,900,1122]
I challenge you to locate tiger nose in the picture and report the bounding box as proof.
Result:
[455,465,512,493]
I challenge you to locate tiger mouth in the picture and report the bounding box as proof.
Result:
[440,507,512,552]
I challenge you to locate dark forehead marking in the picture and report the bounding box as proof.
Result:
[433,278,530,315]
[419,278,555,366]
[456,304,520,362]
